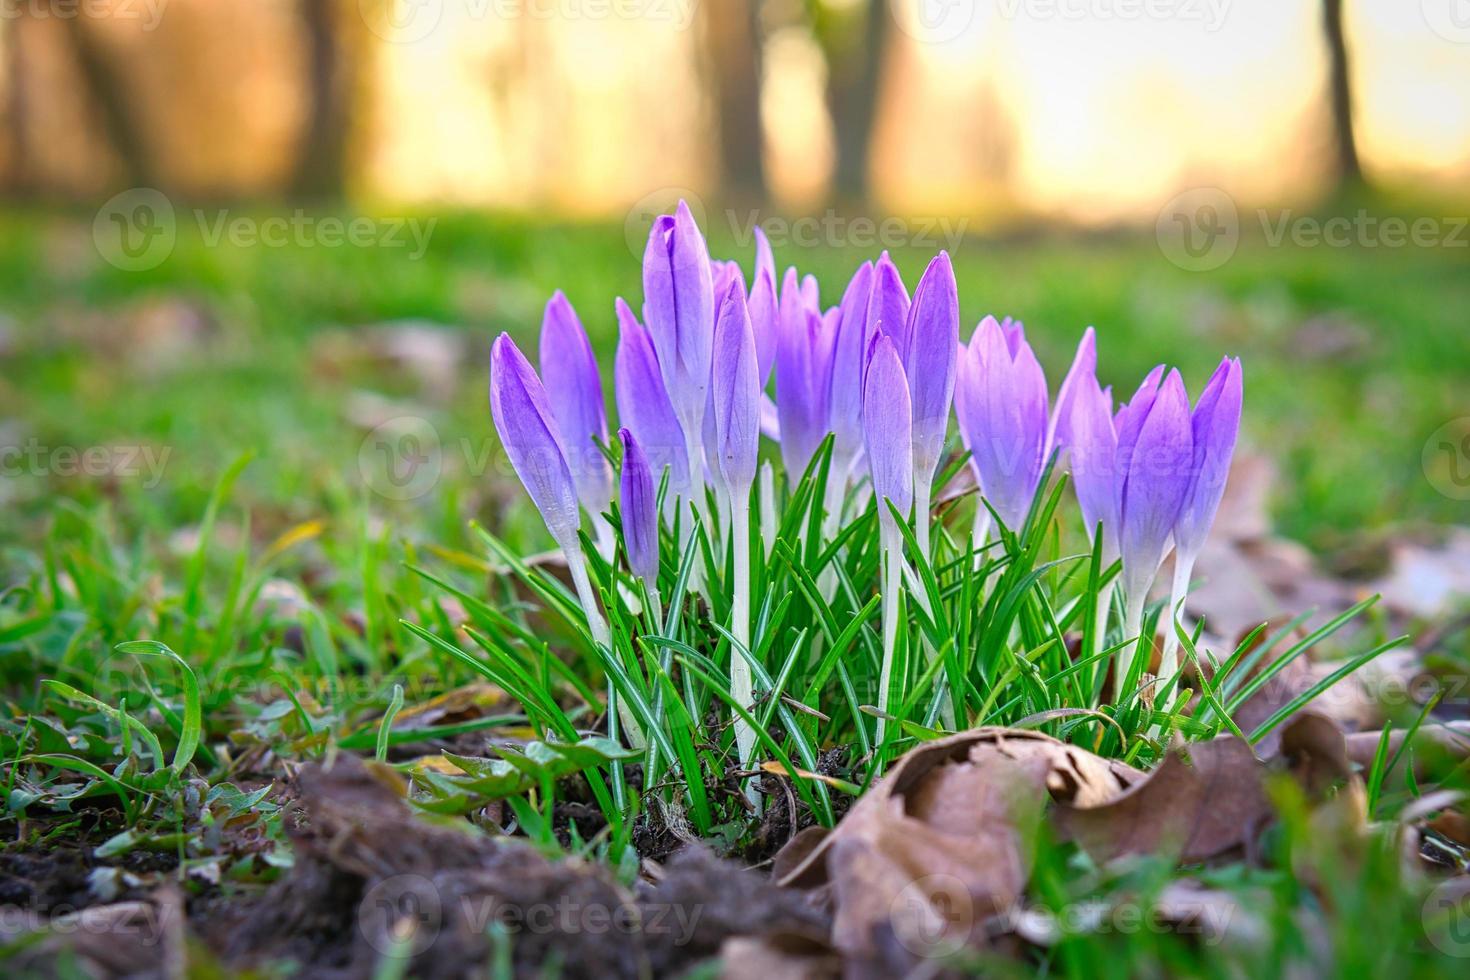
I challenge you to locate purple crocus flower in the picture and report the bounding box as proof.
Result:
[711,280,760,495]
[1049,326,1097,453]
[489,332,580,548]
[955,315,1050,533]
[828,262,876,466]
[863,334,914,521]
[1174,357,1243,566]
[748,263,779,388]
[1160,357,1243,672]
[1066,372,1120,558]
[538,291,612,520]
[1115,368,1194,653]
[618,427,659,585]
[642,201,714,449]
[613,298,690,497]
[904,252,958,493]
[774,267,836,479]
[867,252,911,355]
[754,227,775,288]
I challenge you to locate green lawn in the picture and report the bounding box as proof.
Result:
[2,205,1466,554]
[1,205,1467,976]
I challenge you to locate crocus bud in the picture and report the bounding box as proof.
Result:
[955,316,1050,532]
[618,427,659,584]
[1049,326,1097,454]
[711,280,760,493]
[867,252,912,355]
[614,298,689,497]
[775,267,835,479]
[748,264,779,388]
[1174,357,1243,565]
[489,333,580,548]
[863,334,914,521]
[904,251,958,485]
[539,291,612,519]
[1117,368,1193,603]
[1066,372,1120,558]
[829,261,876,464]
[754,226,775,290]
[643,201,714,437]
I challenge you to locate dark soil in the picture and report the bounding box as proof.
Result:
[1,755,831,978]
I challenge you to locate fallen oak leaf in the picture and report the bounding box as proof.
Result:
[773,728,1141,962]
[1053,713,1361,865]
[1052,734,1270,865]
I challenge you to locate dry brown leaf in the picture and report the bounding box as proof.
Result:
[1054,713,1361,865]
[1052,734,1272,864]
[772,729,1141,961]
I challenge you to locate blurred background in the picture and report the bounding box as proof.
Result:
[0,0,1467,562]
[5,1,1469,213]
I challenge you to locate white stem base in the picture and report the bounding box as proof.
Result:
[1158,556,1195,681]
[729,495,760,808]
[564,537,645,749]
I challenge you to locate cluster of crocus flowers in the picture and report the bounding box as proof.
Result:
[488,201,1242,762]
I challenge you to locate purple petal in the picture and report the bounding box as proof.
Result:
[1175,357,1243,562]
[539,291,612,515]
[775,269,822,477]
[642,201,714,429]
[618,427,659,584]
[490,333,580,545]
[754,227,775,290]
[1066,375,1119,556]
[904,251,958,481]
[959,317,1049,530]
[829,261,876,461]
[800,274,820,315]
[748,266,779,388]
[1048,326,1097,455]
[863,333,914,518]
[867,252,912,357]
[1120,369,1193,597]
[711,280,760,491]
[613,299,689,495]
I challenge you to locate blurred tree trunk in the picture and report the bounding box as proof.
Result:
[1321,0,1363,190]
[706,0,767,202]
[5,16,34,194]
[291,0,352,199]
[822,0,887,204]
[60,9,155,188]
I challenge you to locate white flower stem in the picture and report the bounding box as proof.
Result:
[816,455,848,601]
[971,506,992,573]
[563,536,645,749]
[729,493,759,807]
[591,511,616,564]
[1121,586,1153,708]
[758,462,776,555]
[914,478,933,569]
[1091,577,1118,664]
[876,519,901,764]
[1159,554,1195,682]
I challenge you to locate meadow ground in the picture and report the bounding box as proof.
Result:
[0,204,1468,976]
